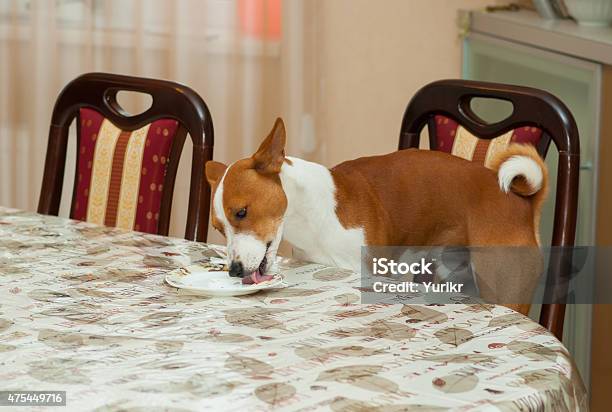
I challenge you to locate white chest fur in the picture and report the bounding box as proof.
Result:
[280,157,365,271]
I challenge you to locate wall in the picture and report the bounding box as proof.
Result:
[307,0,505,167]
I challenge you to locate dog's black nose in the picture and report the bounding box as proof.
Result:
[229,261,244,278]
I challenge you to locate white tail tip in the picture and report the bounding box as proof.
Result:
[498,155,543,195]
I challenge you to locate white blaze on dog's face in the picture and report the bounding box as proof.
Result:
[205,118,288,283]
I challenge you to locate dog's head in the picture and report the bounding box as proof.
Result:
[205,118,288,283]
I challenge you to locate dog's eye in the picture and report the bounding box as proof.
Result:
[235,207,247,219]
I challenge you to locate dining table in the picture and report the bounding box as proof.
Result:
[0,207,587,411]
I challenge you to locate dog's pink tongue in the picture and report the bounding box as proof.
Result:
[241,271,274,285]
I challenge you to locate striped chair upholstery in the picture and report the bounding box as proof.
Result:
[72,108,179,234]
[431,115,543,168]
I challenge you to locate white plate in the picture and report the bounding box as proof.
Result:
[165,264,286,297]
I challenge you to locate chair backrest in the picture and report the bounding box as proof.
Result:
[38,72,214,242]
[399,79,580,339]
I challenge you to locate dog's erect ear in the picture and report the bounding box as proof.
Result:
[205,161,228,186]
[253,118,286,174]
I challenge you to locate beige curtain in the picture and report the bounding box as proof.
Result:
[0,0,311,241]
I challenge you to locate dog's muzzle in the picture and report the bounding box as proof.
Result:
[229,243,273,284]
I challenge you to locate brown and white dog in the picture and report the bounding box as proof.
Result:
[205,118,548,311]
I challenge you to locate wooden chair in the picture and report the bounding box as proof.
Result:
[38,72,214,242]
[398,79,580,339]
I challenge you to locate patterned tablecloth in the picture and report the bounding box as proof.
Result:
[0,208,586,411]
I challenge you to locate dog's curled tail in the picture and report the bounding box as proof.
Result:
[490,143,548,200]
[491,144,549,244]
